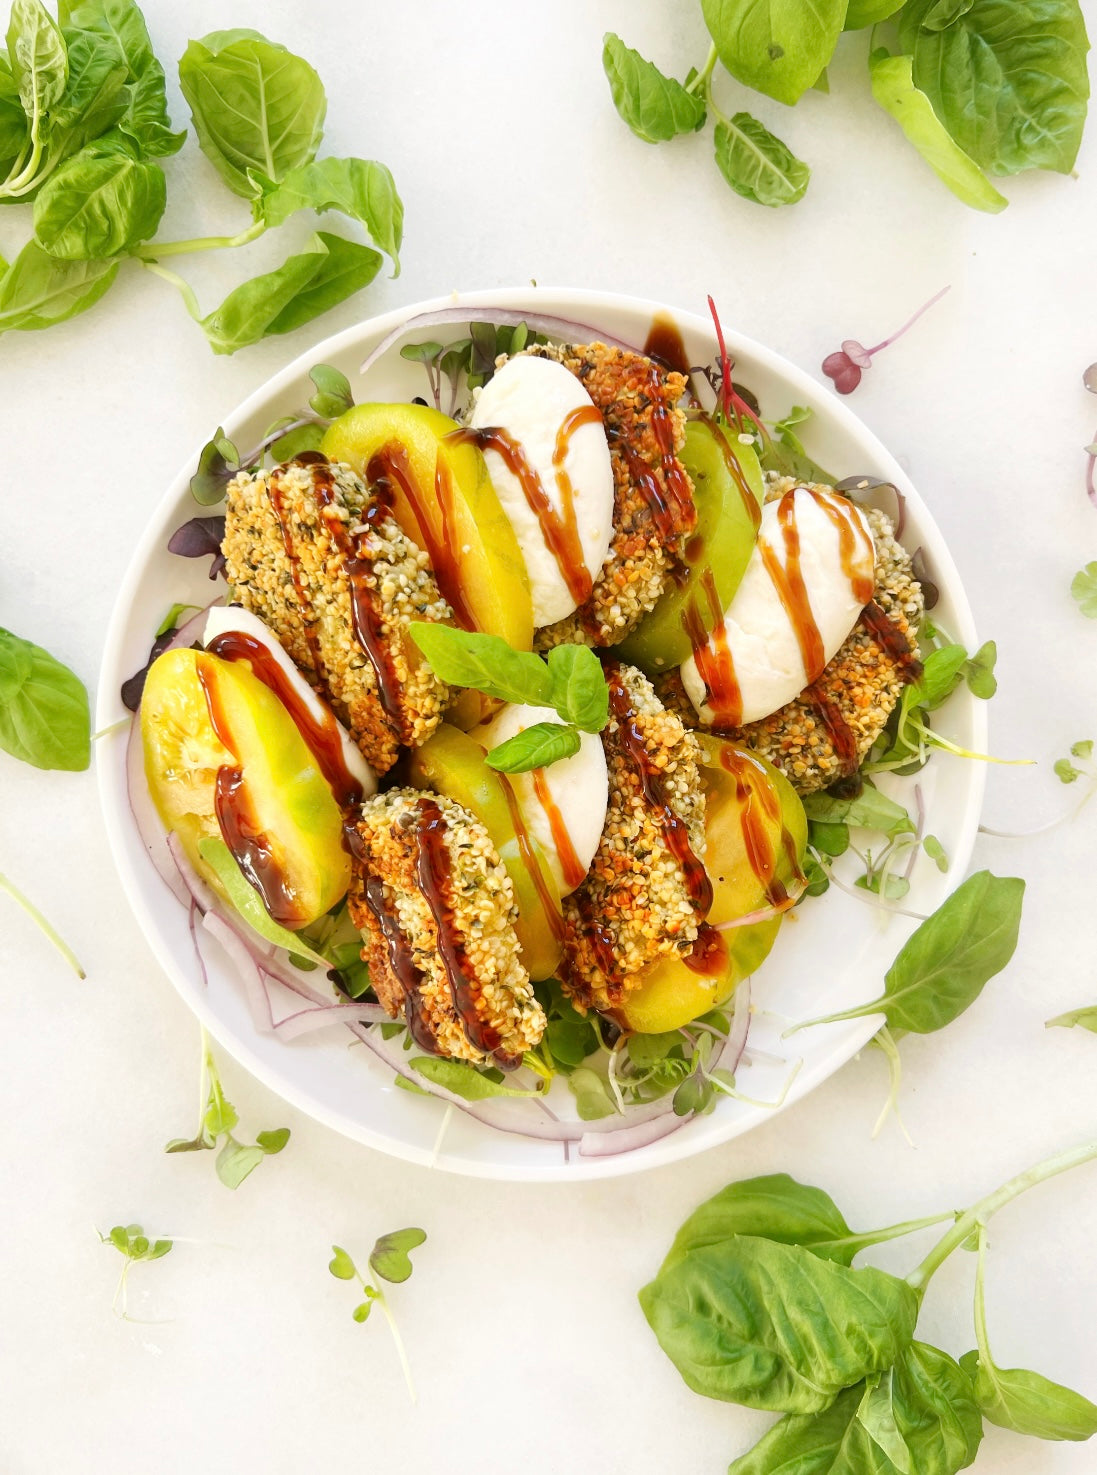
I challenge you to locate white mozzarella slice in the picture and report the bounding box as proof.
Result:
[470,702,608,894]
[203,606,376,798]
[680,487,875,726]
[469,355,614,627]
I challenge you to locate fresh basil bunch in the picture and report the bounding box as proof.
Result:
[603,0,1090,212]
[0,1,402,351]
[642,1147,1097,1471]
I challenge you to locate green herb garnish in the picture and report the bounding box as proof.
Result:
[98,1222,172,1319]
[328,1230,426,1400]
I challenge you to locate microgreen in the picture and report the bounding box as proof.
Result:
[0,863,84,975]
[407,625,609,735]
[166,1026,290,1189]
[822,285,950,395]
[328,1230,426,1400]
[98,1222,172,1318]
[399,320,546,412]
[644,1138,1097,1469]
[166,515,226,578]
[1072,562,1097,617]
[0,625,90,770]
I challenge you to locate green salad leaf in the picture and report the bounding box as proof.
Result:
[0,625,89,770]
[700,0,844,105]
[713,111,810,206]
[33,131,165,257]
[601,32,706,143]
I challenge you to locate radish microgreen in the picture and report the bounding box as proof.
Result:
[328,1230,426,1400]
[165,1027,290,1189]
[98,1223,172,1319]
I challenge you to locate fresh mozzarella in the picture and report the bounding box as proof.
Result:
[680,487,875,726]
[470,355,614,627]
[203,606,376,797]
[470,702,608,894]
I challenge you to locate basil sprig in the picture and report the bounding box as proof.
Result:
[0,625,89,770]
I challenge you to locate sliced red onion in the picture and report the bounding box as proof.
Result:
[714,897,800,931]
[359,307,641,379]
[166,830,216,912]
[202,910,272,1032]
[126,716,188,905]
[271,999,387,1041]
[724,977,752,1076]
[578,1111,687,1158]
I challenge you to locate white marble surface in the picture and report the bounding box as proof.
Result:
[2,2,1097,1471]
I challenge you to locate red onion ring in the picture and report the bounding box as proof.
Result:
[359,307,641,379]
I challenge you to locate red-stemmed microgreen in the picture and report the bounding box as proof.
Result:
[822,286,950,395]
[98,1224,173,1320]
[165,1026,290,1189]
[706,295,767,437]
[328,1230,427,1401]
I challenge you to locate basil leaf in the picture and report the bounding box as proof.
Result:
[178,29,326,198]
[7,0,67,115]
[34,134,165,257]
[198,231,380,354]
[0,238,118,331]
[900,0,1090,176]
[659,1174,860,1272]
[699,0,844,105]
[486,721,581,774]
[845,0,907,27]
[1047,1006,1097,1032]
[0,70,26,168]
[409,1055,540,1101]
[256,157,403,273]
[640,1236,919,1413]
[407,624,554,708]
[601,32,706,144]
[368,1227,426,1285]
[799,870,1024,1035]
[567,1065,616,1119]
[0,626,89,770]
[67,0,184,157]
[803,785,915,838]
[713,112,810,207]
[729,1342,981,1474]
[262,231,381,337]
[45,26,127,161]
[197,836,332,968]
[546,644,608,732]
[870,50,1009,212]
[1072,562,1097,616]
[960,1349,1097,1440]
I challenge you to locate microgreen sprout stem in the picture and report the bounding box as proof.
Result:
[0,867,85,978]
[328,1232,427,1402]
[869,1025,913,1144]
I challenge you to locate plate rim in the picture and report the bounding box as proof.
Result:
[95,284,988,1182]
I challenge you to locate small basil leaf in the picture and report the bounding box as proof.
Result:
[66,0,185,156]
[485,721,581,774]
[601,32,706,144]
[700,0,845,105]
[368,1227,426,1285]
[7,0,68,114]
[263,231,381,338]
[845,0,906,27]
[1046,1006,1097,1033]
[899,0,1090,176]
[256,157,403,273]
[178,29,326,197]
[406,624,554,707]
[34,134,166,258]
[869,49,1008,213]
[197,836,333,968]
[639,1235,919,1413]
[658,1173,860,1272]
[546,644,608,732]
[409,1056,540,1101]
[965,1350,1097,1440]
[713,112,810,207]
[803,786,914,838]
[0,626,89,770]
[0,239,118,332]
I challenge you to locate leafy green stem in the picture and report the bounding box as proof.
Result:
[973,1223,994,1365]
[141,260,202,321]
[373,1283,416,1402]
[0,866,85,978]
[132,219,268,260]
[907,1139,1097,1295]
[687,43,719,97]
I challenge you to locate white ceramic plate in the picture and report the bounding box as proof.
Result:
[96,287,986,1182]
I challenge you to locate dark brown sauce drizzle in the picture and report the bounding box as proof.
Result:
[569,889,618,984]
[413,796,503,1054]
[718,746,807,908]
[682,921,729,976]
[860,599,923,684]
[606,664,713,917]
[365,443,478,631]
[758,489,826,685]
[493,770,566,944]
[803,679,858,773]
[643,314,691,376]
[196,656,302,928]
[206,629,363,807]
[709,416,762,534]
[531,767,587,891]
[814,491,875,606]
[448,422,595,607]
[682,568,743,727]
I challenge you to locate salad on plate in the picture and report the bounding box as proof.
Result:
[113,293,980,1166]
